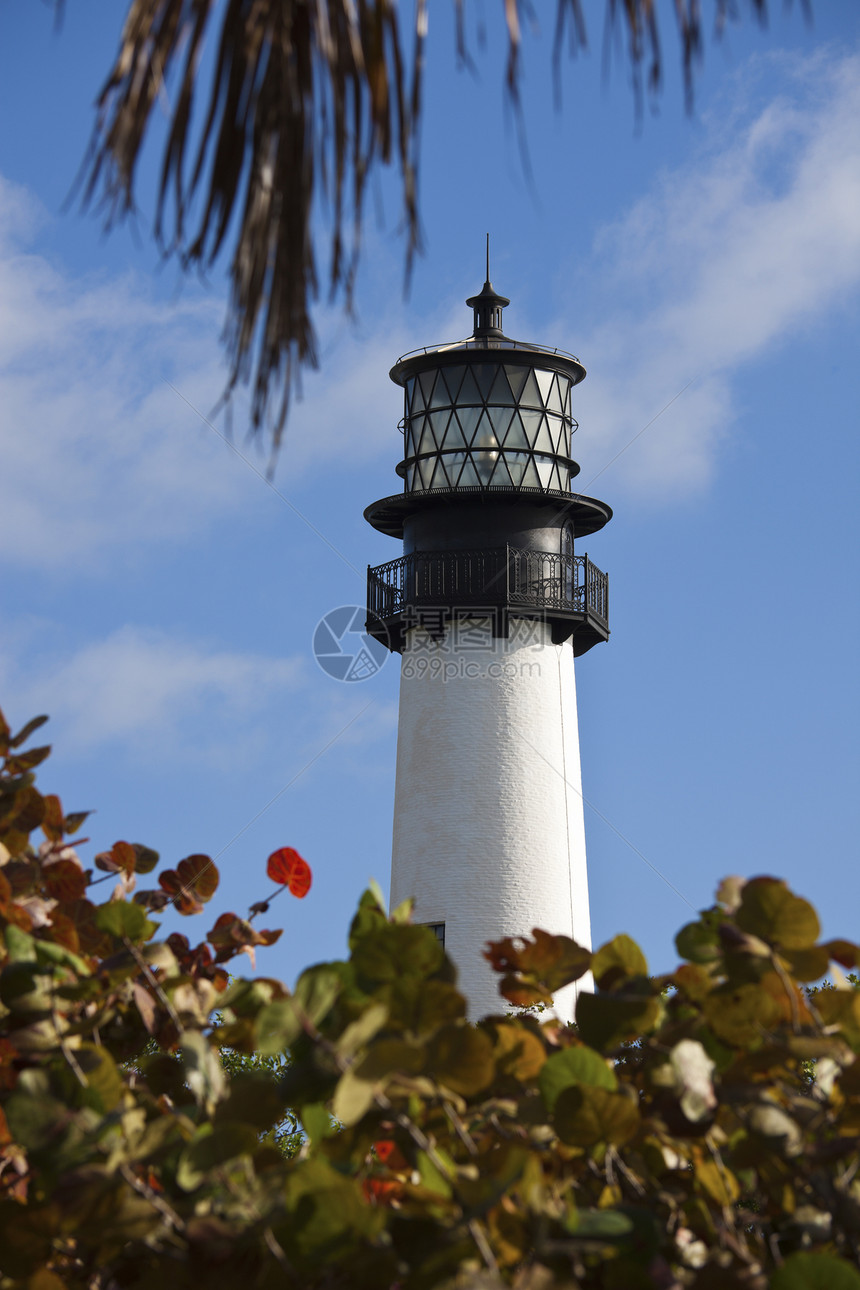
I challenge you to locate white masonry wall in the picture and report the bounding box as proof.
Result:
[390,615,593,1021]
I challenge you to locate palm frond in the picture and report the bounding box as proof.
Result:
[76,0,782,465]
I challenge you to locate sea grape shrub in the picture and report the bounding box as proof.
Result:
[3,705,860,1289]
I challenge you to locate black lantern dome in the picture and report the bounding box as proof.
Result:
[365,278,608,538]
[365,271,612,656]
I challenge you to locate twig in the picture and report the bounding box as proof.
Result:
[119,1163,185,1233]
[123,936,184,1035]
[468,1217,499,1274]
[443,1099,479,1156]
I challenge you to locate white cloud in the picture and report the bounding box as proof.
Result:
[559,49,860,496]
[0,180,438,573]
[2,625,305,755]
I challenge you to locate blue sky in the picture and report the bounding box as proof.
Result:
[1,2,858,987]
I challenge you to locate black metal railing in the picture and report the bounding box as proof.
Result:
[367,546,608,628]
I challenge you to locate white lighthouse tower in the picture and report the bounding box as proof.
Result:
[365,268,611,1019]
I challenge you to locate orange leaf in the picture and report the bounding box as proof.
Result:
[41,794,65,843]
[43,859,87,903]
[267,847,312,897]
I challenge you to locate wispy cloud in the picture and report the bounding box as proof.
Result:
[1,624,304,755]
[558,49,860,495]
[0,179,429,573]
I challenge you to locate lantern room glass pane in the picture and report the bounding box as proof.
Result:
[429,372,450,408]
[458,367,481,404]
[457,404,481,440]
[505,365,528,399]
[535,368,554,405]
[428,410,450,448]
[417,419,437,456]
[546,414,566,454]
[473,364,496,400]
[488,407,514,440]
[504,452,527,485]
[533,419,554,455]
[457,459,481,488]
[419,369,437,407]
[444,366,465,402]
[545,374,564,414]
[520,407,543,445]
[502,412,529,450]
[489,455,514,487]
[472,409,498,450]
[520,369,542,407]
[445,451,467,484]
[521,459,541,489]
[488,367,514,404]
[472,451,497,485]
[442,417,467,449]
[535,459,554,488]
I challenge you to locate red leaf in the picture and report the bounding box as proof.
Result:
[267,847,312,898]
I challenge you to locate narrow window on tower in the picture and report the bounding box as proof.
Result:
[422,922,446,948]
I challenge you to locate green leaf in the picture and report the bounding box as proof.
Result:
[280,1159,382,1255]
[417,1148,453,1198]
[215,1072,287,1133]
[591,934,648,989]
[181,1032,226,1110]
[565,1208,635,1241]
[331,1068,377,1127]
[783,944,830,982]
[352,922,443,984]
[256,999,303,1054]
[367,877,388,914]
[553,1085,640,1147]
[301,1101,336,1144]
[75,1041,123,1112]
[348,888,390,949]
[426,1023,495,1096]
[539,1044,617,1111]
[4,1089,68,1151]
[702,983,781,1047]
[771,1253,860,1290]
[735,877,820,950]
[95,900,156,943]
[255,965,343,1055]
[177,1123,260,1191]
[695,1158,740,1205]
[4,925,36,963]
[576,991,662,1052]
[293,964,343,1028]
[132,843,160,874]
[33,936,91,978]
[354,1038,426,1081]
[675,919,720,964]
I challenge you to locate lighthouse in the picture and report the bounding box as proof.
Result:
[365,264,611,1019]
